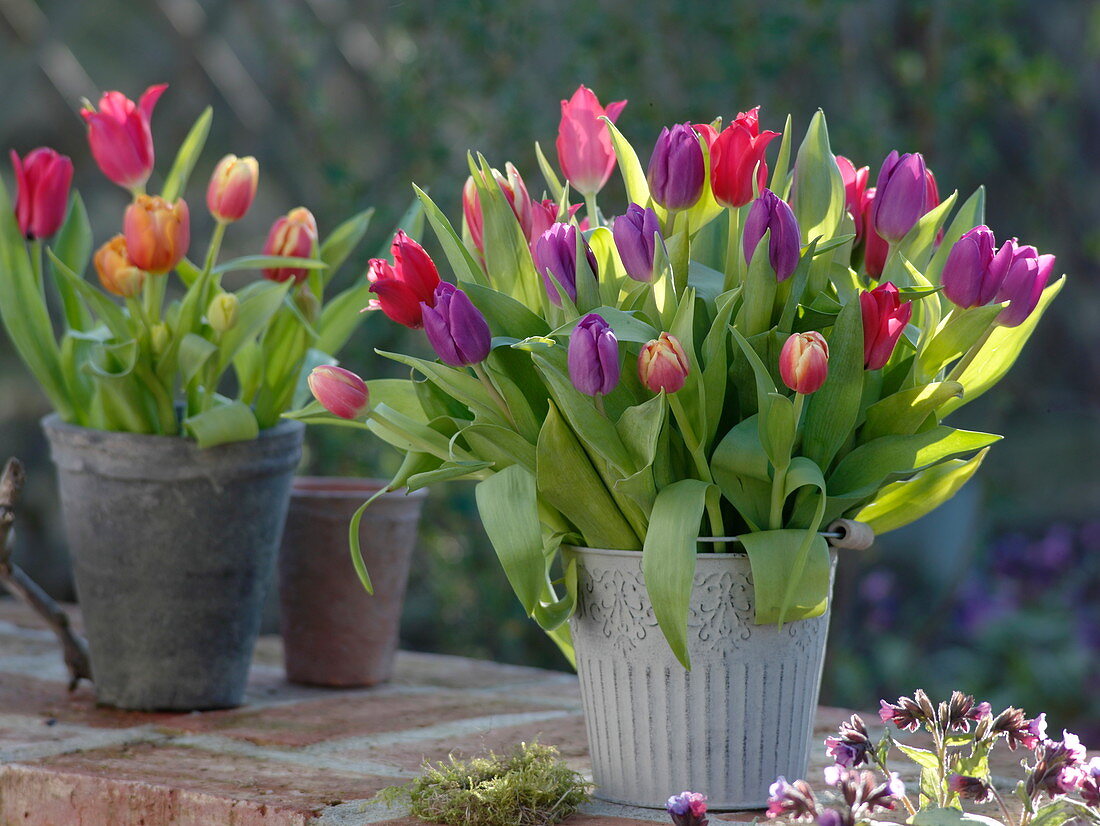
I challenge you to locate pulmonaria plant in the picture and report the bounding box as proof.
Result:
[768,690,1099,826]
[0,84,389,447]
[292,85,1064,667]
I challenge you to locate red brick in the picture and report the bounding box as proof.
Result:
[345,712,591,772]
[154,691,551,747]
[0,742,393,826]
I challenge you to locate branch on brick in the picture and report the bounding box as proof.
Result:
[0,457,92,691]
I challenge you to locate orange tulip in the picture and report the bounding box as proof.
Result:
[123,195,190,274]
[94,234,146,298]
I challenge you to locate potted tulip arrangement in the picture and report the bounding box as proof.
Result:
[0,84,384,711]
[293,85,1063,807]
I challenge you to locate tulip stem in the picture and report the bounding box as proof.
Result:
[29,240,44,301]
[768,460,789,531]
[594,394,606,417]
[584,192,600,230]
[472,362,517,429]
[723,207,741,292]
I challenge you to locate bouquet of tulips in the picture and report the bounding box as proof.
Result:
[296,86,1063,666]
[0,84,389,447]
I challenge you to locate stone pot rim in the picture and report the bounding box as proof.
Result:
[291,475,428,501]
[41,412,304,446]
[563,542,748,559]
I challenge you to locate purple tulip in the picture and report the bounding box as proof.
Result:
[991,239,1055,327]
[421,282,491,366]
[872,150,927,244]
[612,203,663,282]
[567,313,620,397]
[646,123,705,210]
[533,222,597,306]
[743,188,801,281]
[941,225,999,308]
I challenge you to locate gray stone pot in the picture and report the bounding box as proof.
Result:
[565,545,836,810]
[278,477,426,687]
[42,414,304,711]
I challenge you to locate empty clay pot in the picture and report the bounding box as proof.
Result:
[278,477,426,686]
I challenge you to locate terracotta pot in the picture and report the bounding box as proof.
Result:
[278,477,426,687]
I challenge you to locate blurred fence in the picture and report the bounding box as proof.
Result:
[0,0,1097,725]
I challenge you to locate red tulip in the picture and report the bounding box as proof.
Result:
[860,282,912,370]
[638,332,690,394]
[860,187,889,277]
[366,230,441,328]
[779,331,829,394]
[556,85,626,196]
[308,365,370,420]
[710,107,781,208]
[835,155,869,242]
[262,207,318,284]
[206,154,259,223]
[94,234,145,297]
[123,194,190,274]
[10,148,73,240]
[81,84,166,191]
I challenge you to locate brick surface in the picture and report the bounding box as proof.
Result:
[0,597,1093,826]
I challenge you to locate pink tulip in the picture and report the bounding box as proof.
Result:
[780,332,829,394]
[262,207,318,284]
[9,148,72,240]
[206,154,259,223]
[860,282,912,370]
[638,332,690,394]
[835,155,869,243]
[556,85,626,196]
[308,365,370,420]
[81,84,167,191]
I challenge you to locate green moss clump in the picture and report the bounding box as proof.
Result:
[378,742,592,826]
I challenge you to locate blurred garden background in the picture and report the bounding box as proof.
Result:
[0,0,1097,734]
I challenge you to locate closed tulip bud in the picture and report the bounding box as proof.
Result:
[366,230,441,328]
[10,148,73,240]
[462,164,534,254]
[150,322,169,355]
[711,107,781,208]
[533,222,597,306]
[308,365,370,420]
[421,282,491,367]
[872,150,927,244]
[638,332,690,394]
[81,84,166,191]
[941,225,999,308]
[206,154,259,223]
[743,189,801,281]
[859,187,889,277]
[835,155,869,243]
[94,234,146,297]
[860,282,913,370]
[780,331,829,394]
[556,84,626,196]
[612,203,663,282]
[647,123,705,210]
[568,313,620,397]
[207,292,239,333]
[123,194,190,274]
[992,240,1055,327]
[262,206,317,284]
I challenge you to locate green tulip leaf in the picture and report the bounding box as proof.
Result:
[161,106,212,202]
[182,400,260,448]
[739,529,831,625]
[414,184,487,287]
[801,298,865,471]
[642,479,718,669]
[790,110,846,245]
[829,425,1001,500]
[856,448,989,535]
